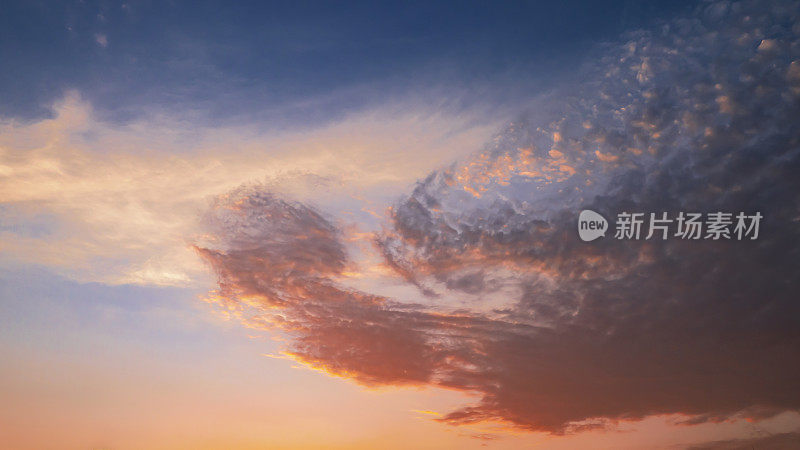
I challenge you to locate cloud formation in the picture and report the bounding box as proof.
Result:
[0,92,497,285]
[196,0,800,435]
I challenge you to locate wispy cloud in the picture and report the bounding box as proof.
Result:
[94,33,108,48]
[0,92,499,286]
[687,431,800,450]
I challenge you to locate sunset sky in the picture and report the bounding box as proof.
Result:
[2,1,800,449]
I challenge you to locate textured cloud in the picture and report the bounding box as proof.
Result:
[197,0,800,435]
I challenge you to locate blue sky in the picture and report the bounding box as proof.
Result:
[2,0,696,125]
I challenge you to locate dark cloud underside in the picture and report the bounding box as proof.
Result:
[196,0,800,434]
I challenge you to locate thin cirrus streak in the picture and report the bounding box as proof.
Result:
[194,0,800,434]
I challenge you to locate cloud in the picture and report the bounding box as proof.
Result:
[197,0,800,435]
[94,33,108,48]
[0,92,499,286]
[686,431,800,450]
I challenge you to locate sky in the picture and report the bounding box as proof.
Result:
[1,1,800,449]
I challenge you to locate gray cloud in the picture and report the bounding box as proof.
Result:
[197,0,800,435]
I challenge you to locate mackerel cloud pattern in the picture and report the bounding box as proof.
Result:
[195,0,800,433]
